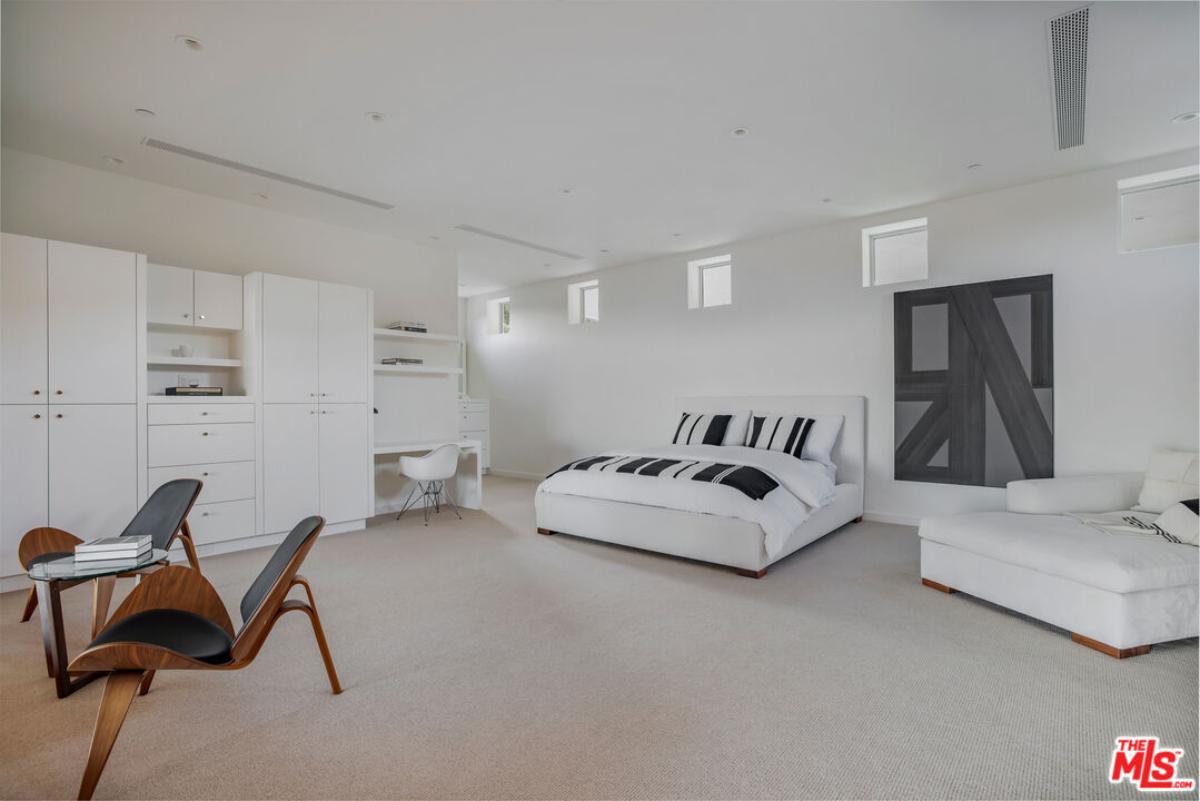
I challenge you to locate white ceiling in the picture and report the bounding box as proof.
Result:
[2,1,1197,296]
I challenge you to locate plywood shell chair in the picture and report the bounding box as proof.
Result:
[68,515,341,800]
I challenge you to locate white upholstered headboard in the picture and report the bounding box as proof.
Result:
[676,395,867,489]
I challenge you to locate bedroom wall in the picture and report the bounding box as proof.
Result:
[0,147,457,332]
[466,150,1200,524]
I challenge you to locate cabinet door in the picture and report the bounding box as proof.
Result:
[146,264,194,327]
[263,403,319,534]
[47,241,137,404]
[1,234,48,404]
[48,404,137,541]
[318,404,369,524]
[317,282,369,403]
[194,270,243,330]
[0,406,48,576]
[262,274,318,403]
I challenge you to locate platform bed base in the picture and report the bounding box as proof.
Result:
[537,527,769,578]
[921,577,1152,659]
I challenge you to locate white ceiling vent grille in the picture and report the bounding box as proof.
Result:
[1047,6,1090,150]
[142,138,395,210]
[455,225,584,260]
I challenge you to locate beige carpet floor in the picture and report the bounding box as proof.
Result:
[0,476,1196,801]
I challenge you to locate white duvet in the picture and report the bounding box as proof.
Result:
[536,444,837,558]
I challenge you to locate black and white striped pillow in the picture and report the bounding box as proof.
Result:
[745,415,815,460]
[672,413,733,446]
[1155,499,1199,546]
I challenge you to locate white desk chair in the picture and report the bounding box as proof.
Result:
[396,444,463,525]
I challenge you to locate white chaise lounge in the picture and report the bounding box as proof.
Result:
[919,473,1199,658]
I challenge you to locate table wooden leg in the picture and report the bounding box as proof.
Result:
[91,577,116,639]
[35,580,102,699]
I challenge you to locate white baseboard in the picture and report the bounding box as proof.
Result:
[487,468,544,482]
[863,511,921,527]
[0,519,368,595]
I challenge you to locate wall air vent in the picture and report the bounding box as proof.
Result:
[141,138,394,210]
[455,225,584,260]
[1047,6,1090,150]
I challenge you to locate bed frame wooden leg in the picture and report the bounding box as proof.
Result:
[1071,633,1151,659]
[536,528,556,536]
[921,578,956,593]
[733,567,767,579]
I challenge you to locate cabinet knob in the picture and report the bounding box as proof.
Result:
[55,390,63,395]
[321,410,328,414]
[198,314,207,320]
[201,411,209,416]
[55,413,63,419]
[33,413,41,419]
[321,393,329,397]
[201,432,209,436]
[201,511,210,517]
[32,389,40,395]
[310,393,317,397]
[202,472,209,476]
[183,313,189,318]
[309,410,316,415]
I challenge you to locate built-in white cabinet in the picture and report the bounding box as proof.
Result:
[0,406,48,573]
[318,404,370,524]
[459,399,490,471]
[49,404,137,538]
[1,233,139,579]
[263,403,320,534]
[147,263,243,330]
[48,241,137,404]
[317,282,370,403]
[262,274,320,403]
[0,234,48,404]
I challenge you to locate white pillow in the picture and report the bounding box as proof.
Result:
[1155,500,1199,546]
[802,415,845,467]
[722,410,751,447]
[1134,449,1199,513]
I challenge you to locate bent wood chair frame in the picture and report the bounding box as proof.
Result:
[68,518,341,800]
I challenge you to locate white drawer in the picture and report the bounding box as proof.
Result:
[148,423,255,467]
[148,404,254,425]
[186,499,255,545]
[459,400,489,413]
[459,411,488,430]
[148,461,254,505]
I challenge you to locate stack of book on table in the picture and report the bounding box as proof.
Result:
[74,535,153,568]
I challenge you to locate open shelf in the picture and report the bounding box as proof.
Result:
[373,328,460,344]
[146,394,253,403]
[147,356,243,369]
[374,364,463,376]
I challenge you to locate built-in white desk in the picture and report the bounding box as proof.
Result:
[372,439,482,514]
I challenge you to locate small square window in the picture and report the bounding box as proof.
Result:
[567,279,599,324]
[687,254,732,309]
[1118,166,1199,253]
[862,218,928,287]
[487,296,511,335]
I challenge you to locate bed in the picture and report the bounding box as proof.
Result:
[534,395,866,577]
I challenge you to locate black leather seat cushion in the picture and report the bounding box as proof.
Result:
[26,551,72,567]
[91,609,233,665]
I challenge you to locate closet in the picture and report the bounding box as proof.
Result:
[0,234,138,572]
[253,273,371,534]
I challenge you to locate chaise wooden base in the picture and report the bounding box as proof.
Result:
[1071,632,1151,659]
[853,516,864,523]
[733,567,768,579]
[921,578,956,593]
[536,528,556,536]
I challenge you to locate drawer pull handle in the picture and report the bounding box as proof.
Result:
[32,389,40,395]
[55,390,63,395]
[202,432,209,436]
[33,413,41,419]
[55,413,63,419]
[202,472,209,476]
[201,411,209,416]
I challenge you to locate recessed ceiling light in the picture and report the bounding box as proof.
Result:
[253,192,269,201]
[101,155,125,166]
[561,188,572,195]
[175,35,203,51]
[672,232,681,238]
[730,127,750,137]
[599,249,609,254]
[1172,112,1199,124]
[821,197,833,204]
[966,162,984,170]
[134,108,156,118]
[543,262,551,267]
[366,112,385,123]
[429,235,440,240]
[1134,216,1146,221]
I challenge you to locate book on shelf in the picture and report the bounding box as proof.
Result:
[385,320,428,333]
[380,357,424,365]
[165,386,224,396]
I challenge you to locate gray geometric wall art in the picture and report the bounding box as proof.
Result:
[894,275,1053,487]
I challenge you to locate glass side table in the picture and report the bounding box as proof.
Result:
[27,549,169,698]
